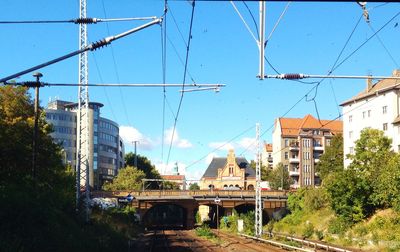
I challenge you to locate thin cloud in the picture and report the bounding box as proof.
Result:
[119,125,153,150]
[164,127,193,149]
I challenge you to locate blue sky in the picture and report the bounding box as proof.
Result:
[1,1,400,180]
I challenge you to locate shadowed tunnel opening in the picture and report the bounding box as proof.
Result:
[143,204,187,229]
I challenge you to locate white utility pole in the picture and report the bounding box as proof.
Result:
[258,1,265,80]
[255,123,262,237]
[76,0,91,221]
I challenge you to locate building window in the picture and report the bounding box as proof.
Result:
[284,165,288,171]
[383,106,387,114]
[229,165,234,175]
[284,152,289,160]
[284,139,289,147]
[303,139,310,148]
[303,152,310,160]
[349,147,354,154]
[383,123,388,131]
[349,131,353,139]
[368,110,371,117]
[349,115,352,123]
[326,139,331,147]
[362,111,366,119]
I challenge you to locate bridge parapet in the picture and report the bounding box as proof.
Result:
[92,189,289,199]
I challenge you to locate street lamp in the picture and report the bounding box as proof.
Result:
[214,196,221,235]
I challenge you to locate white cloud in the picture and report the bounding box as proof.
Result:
[208,142,234,151]
[237,137,256,151]
[119,126,153,150]
[164,127,193,149]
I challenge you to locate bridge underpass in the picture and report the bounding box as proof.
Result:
[93,190,288,229]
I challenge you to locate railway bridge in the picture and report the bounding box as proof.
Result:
[93,190,288,229]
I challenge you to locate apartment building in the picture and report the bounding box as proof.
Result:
[272,114,342,188]
[341,69,400,167]
[45,99,125,189]
[261,143,273,169]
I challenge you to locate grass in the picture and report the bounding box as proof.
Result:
[270,207,400,252]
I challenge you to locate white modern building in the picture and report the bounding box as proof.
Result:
[45,99,125,189]
[341,69,400,167]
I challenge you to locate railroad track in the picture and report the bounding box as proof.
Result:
[215,231,285,252]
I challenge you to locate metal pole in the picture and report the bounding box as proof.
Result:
[32,72,42,179]
[258,1,265,80]
[133,141,139,167]
[216,202,219,236]
[255,123,262,237]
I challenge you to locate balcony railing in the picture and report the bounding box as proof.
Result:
[289,157,300,163]
[289,142,299,151]
[289,170,300,176]
[313,144,324,151]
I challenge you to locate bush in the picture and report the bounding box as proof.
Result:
[328,217,350,235]
[315,230,324,241]
[302,222,314,239]
[195,224,215,239]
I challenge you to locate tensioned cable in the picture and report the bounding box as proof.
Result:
[240,13,365,156]
[368,23,399,68]
[266,1,291,43]
[166,35,196,83]
[242,1,260,40]
[161,0,168,162]
[92,53,118,122]
[249,9,400,158]
[101,0,133,129]
[230,1,258,44]
[186,125,256,169]
[166,0,196,166]
[168,4,189,48]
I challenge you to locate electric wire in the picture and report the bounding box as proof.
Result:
[266,1,291,43]
[242,1,260,40]
[367,23,400,68]
[230,1,258,44]
[186,125,256,169]
[91,53,118,122]
[168,4,189,48]
[166,0,196,166]
[101,0,133,129]
[161,0,168,163]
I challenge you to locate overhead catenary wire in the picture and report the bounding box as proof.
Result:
[100,0,133,130]
[166,0,196,166]
[0,18,163,83]
[161,0,169,162]
[0,16,158,24]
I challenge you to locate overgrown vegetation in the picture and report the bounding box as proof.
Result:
[271,131,400,251]
[0,86,134,251]
[195,224,216,239]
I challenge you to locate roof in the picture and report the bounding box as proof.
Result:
[340,69,400,106]
[161,175,185,181]
[279,114,342,136]
[201,157,255,178]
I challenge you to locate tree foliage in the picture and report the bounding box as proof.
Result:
[124,152,162,189]
[268,163,293,190]
[189,183,200,190]
[103,166,145,191]
[316,134,344,181]
[325,128,400,223]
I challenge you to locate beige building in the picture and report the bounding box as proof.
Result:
[262,143,273,169]
[272,114,342,188]
[199,149,256,190]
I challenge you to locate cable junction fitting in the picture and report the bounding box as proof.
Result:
[266,74,400,80]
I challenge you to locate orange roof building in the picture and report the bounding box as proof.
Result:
[272,114,342,188]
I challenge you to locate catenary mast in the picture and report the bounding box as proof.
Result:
[76,0,91,221]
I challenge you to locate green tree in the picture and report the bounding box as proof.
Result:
[189,183,200,190]
[316,134,344,181]
[103,166,145,191]
[125,152,161,189]
[268,163,293,190]
[324,128,400,222]
[249,160,272,181]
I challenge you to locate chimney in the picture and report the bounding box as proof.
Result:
[366,75,373,92]
[393,69,400,77]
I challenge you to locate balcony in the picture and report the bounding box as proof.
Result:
[314,158,320,163]
[289,142,299,151]
[289,169,300,176]
[313,144,324,151]
[289,156,300,163]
